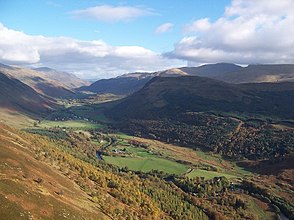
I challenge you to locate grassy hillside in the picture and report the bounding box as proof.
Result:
[0,123,109,220]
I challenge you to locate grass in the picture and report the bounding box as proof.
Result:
[38,120,104,129]
[0,109,34,128]
[103,155,188,175]
[245,195,276,220]
[104,144,188,174]
[186,169,237,180]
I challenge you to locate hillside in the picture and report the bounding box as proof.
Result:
[107,76,294,162]
[0,123,109,220]
[34,67,89,89]
[0,72,56,115]
[0,64,76,98]
[108,76,294,120]
[0,123,212,220]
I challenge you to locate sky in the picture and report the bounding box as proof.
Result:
[0,0,294,79]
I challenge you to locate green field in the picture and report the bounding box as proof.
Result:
[39,120,104,129]
[104,155,188,174]
[103,145,188,174]
[186,169,237,179]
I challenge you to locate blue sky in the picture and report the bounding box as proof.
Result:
[0,0,293,78]
[0,0,230,52]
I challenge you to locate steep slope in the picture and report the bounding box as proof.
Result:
[0,64,75,98]
[109,76,294,120]
[0,123,210,219]
[0,123,109,220]
[0,72,56,116]
[34,67,89,89]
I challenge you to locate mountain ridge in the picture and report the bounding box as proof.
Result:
[80,63,294,96]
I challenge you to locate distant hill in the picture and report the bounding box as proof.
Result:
[0,71,56,116]
[34,67,90,89]
[78,73,154,95]
[164,64,294,83]
[79,69,194,95]
[0,64,76,98]
[82,63,294,96]
[214,64,294,83]
[108,76,294,120]
[179,63,243,77]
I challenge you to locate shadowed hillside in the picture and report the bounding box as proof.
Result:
[78,74,153,95]
[0,72,56,115]
[108,76,294,120]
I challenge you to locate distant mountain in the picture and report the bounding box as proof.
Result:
[179,63,243,77]
[164,64,294,83]
[0,71,56,115]
[0,64,75,98]
[82,63,294,96]
[34,67,89,88]
[78,73,154,95]
[108,76,294,120]
[79,69,193,95]
[214,64,294,83]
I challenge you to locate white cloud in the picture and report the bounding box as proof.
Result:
[0,23,184,79]
[155,23,173,34]
[184,18,211,33]
[70,5,155,22]
[167,0,294,64]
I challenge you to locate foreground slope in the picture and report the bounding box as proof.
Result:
[0,123,109,220]
[0,123,210,219]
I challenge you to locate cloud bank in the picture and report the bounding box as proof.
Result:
[0,23,182,78]
[167,0,294,65]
